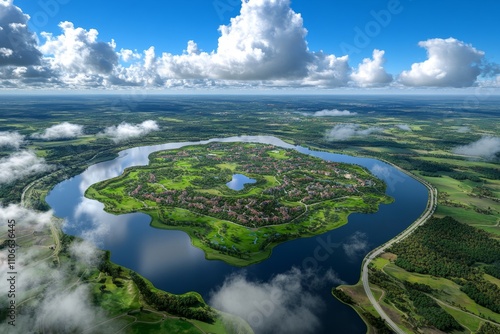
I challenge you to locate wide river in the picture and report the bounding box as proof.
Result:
[46,136,428,334]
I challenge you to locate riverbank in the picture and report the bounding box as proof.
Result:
[85,141,392,267]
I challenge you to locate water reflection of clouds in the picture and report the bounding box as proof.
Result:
[342,232,369,261]
[79,162,127,195]
[45,135,424,334]
[137,232,197,276]
[216,135,295,149]
[80,136,296,196]
[370,164,405,192]
[226,174,257,191]
[72,198,129,246]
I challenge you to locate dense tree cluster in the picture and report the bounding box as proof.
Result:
[477,323,500,334]
[360,312,393,334]
[448,172,482,182]
[130,272,215,323]
[396,158,453,174]
[407,288,462,332]
[390,216,500,279]
[390,216,500,316]
[460,280,500,313]
[331,289,354,304]
[368,269,461,332]
[485,263,500,279]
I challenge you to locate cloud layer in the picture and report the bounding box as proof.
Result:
[0,1,497,89]
[453,136,500,160]
[0,150,52,184]
[395,124,411,131]
[210,267,343,334]
[351,49,392,87]
[310,109,357,117]
[0,0,42,66]
[0,131,24,149]
[32,122,84,140]
[325,124,382,141]
[0,205,117,333]
[400,38,484,87]
[343,232,369,260]
[102,120,159,143]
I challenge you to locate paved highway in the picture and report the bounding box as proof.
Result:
[361,172,437,334]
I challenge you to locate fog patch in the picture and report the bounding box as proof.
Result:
[210,267,344,334]
[0,131,25,149]
[325,124,382,141]
[0,150,53,185]
[453,136,500,160]
[101,120,159,143]
[32,122,84,140]
[396,124,411,131]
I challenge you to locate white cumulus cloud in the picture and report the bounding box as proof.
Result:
[35,285,106,333]
[0,0,391,89]
[0,204,53,230]
[351,49,392,87]
[452,136,500,160]
[312,109,357,117]
[456,126,470,133]
[0,0,42,66]
[93,0,355,88]
[396,124,411,131]
[40,21,118,80]
[325,124,382,141]
[0,131,24,149]
[114,0,314,86]
[102,120,160,143]
[303,53,350,87]
[32,122,84,140]
[0,150,53,184]
[400,38,484,87]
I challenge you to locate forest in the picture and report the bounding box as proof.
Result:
[98,251,216,323]
[390,216,500,278]
[390,216,500,316]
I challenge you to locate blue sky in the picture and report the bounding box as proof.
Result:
[2,0,500,90]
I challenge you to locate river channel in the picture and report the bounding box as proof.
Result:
[46,135,428,334]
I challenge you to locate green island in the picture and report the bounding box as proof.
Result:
[86,142,392,266]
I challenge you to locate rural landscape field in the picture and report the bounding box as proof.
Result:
[1,1,499,334]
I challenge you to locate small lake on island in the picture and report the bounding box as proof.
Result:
[226,174,257,191]
[46,136,428,334]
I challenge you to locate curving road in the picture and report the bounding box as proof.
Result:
[361,172,437,334]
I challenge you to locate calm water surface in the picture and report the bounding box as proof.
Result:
[226,174,257,191]
[46,136,428,334]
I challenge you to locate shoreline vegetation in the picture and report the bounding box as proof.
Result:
[331,165,500,332]
[85,142,392,266]
[4,95,498,333]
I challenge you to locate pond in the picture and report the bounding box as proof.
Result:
[226,174,257,191]
[46,135,428,334]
